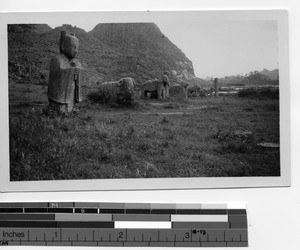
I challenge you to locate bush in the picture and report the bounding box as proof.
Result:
[87,91,103,102]
[116,89,137,107]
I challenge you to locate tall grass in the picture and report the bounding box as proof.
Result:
[10,95,280,181]
[238,87,279,99]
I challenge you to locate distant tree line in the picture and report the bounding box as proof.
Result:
[218,71,279,86]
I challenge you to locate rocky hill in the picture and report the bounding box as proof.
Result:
[8,23,197,87]
[89,23,195,82]
[260,68,279,80]
[218,69,279,86]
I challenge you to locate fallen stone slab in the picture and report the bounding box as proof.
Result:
[257,142,280,148]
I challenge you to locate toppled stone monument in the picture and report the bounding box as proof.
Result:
[47,31,82,115]
[97,77,137,106]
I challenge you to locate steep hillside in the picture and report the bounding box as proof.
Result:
[8,24,52,34]
[8,24,112,86]
[89,23,195,82]
[8,23,196,87]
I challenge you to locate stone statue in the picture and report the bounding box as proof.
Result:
[140,72,170,100]
[47,31,82,115]
[97,77,137,105]
[162,71,170,98]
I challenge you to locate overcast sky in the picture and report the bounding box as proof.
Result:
[48,14,278,79]
[156,20,278,78]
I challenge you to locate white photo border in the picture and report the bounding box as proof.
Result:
[0,10,290,192]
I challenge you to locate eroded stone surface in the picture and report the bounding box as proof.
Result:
[98,77,136,105]
[47,31,82,115]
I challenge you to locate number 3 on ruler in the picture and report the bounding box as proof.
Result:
[185,232,190,239]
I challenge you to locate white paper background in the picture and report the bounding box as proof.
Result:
[0,0,299,250]
[0,10,290,192]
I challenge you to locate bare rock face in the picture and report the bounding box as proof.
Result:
[89,23,195,83]
[8,24,204,88]
[47,31,83,115]
[173,61,194,79]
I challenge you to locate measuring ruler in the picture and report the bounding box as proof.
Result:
[0,202,248,247]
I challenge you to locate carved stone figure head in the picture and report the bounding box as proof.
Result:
[60,31,79,59]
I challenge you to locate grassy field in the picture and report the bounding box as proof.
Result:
[9,83,280,181]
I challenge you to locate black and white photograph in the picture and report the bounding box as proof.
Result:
[1,10,290,191]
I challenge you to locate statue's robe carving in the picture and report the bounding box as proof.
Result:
[47,55,82,113]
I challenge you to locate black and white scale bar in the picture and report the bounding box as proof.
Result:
[0,228,248,247]
[0,208,245,215]
[0,202,246,214]
[0,241,248,247]
[0,202,247,247]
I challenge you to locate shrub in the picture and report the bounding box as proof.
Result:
[87,91,103,102]
[116,89,137,107]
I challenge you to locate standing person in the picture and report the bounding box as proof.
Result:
[47,31,82,115]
